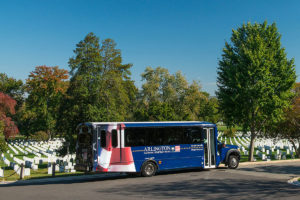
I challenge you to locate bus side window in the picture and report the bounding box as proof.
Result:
[188,127,202,144]
[125,128,145,147]
[112,129,118,147]
[100,130,106,147]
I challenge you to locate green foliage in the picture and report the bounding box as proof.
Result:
[57,135,77,156]
[198,95,220,123]
[58,32,137,138]
[30,131,49,141]
[217,21,296,161]
[0,73,24,108]
[265,83,300,158]
[0,139,8,152]
[0,73,24,137]
[136,67,210,121]
[223,127,237,137]
[0,121,8,152]
[0,120,3,135]
[24,66,69,138]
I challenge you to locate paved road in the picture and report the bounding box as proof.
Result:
[0,161,300,200]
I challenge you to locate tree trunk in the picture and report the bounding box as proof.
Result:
[297,147,300,158]
[290,140,298,158]
[297,139,300,158]
[248,128,256,162]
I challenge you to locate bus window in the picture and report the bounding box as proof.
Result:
[78,134,91,144]
[186,127,202,144]
[112,129,118,147]
[100,130,106,147]
[164,127,180,145]
[145,128,163,146]
[125,128,145,147]
[125,127,203,146]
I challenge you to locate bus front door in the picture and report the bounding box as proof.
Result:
[203,128,216,168]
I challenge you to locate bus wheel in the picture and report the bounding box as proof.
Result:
[141,162,157,177]
[228,155,239,169]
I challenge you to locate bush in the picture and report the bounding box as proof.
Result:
[30,131,49,141]
[0,139,8,152]
[57,135,76,156]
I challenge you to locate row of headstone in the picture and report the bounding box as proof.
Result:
[47,159,76,174]
[7,144,19,154]
[3,138,76,176]
[218,135,299,162]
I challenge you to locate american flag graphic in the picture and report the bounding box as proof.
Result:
[175,145,180,152]
[95,124,136,172]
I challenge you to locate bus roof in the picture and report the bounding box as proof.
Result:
[82,121,216,128]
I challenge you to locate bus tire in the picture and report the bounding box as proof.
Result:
[141,162,157,177]
[228,155,239,169]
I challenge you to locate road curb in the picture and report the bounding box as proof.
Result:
[0,173,124,186]
[239,159,300,166]
[0,181,16,185]
[287,177,300,187]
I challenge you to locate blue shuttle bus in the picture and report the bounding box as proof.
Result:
[75,121,240,176]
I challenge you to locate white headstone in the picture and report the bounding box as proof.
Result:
[48,166,52,174]
[24,168,30,176]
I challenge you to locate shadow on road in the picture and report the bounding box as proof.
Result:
[94,177,300,199]
[1,167,300,199]
[239,164,300,176]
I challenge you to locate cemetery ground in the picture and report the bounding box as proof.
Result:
[0,161,300,200]
[0,138,82,182]
[0,132,299,182]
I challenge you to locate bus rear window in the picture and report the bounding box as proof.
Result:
[78,134,91,144]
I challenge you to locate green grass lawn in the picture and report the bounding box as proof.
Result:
[1,166,85,181]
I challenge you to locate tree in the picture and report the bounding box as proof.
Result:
[25,66,69,138]
[266,83,300,157]
[0,73,24,137]
[0,120,8,152]
[198,95,220,123]
[217,21,296,161]
[58,33,137,139]
[0,73,24,107]
[136,67,207,121]
[0,92,19,139]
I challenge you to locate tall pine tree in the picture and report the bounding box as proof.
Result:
[58,33,136,139]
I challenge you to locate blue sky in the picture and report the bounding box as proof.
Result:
[0,0,299,95]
